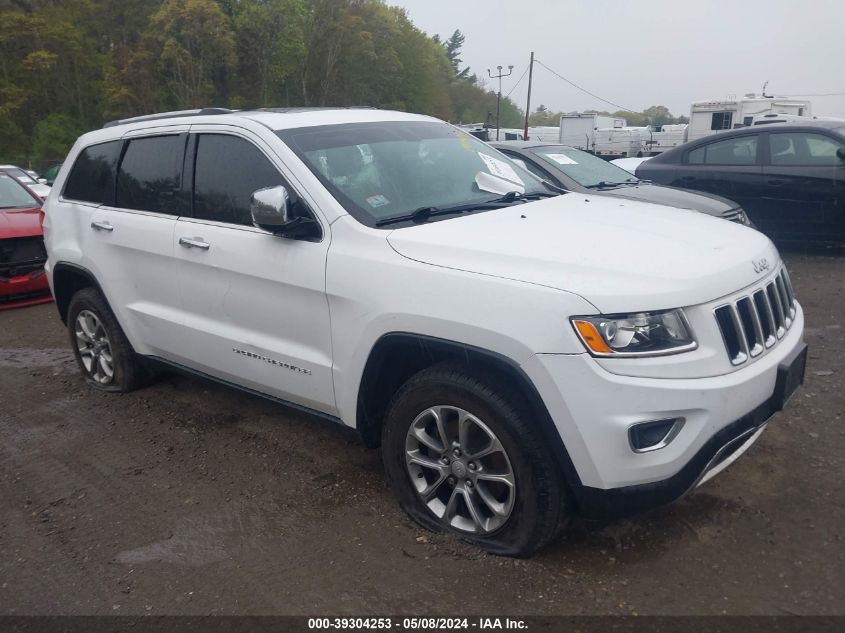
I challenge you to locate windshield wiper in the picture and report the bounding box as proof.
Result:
[586,181,628,189]
[374,191,560,227]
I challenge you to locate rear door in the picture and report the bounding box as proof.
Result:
[758,130,845,242]
[672,133,765,216]
[172,127,335,414]
[84,127,187,356]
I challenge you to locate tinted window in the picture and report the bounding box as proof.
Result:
[769,132,844,166]
[193,135,285,226]
[64,141,122,204]
[691,136,758,165]
[711,111,733,130]
[116,135,184,214]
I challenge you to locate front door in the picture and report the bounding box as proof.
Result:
[758,130,845,242]
[172,129,335,415]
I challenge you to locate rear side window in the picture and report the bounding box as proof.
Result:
[687,136,758,166]
[192,134,284,226]
[63,141,122,204]
[769,132,844,166]
[116,135,185,214]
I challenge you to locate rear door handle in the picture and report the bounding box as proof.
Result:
[179,237,210,250]
[91,221,114,232]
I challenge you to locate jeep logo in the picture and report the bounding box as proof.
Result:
[752,258,770,274]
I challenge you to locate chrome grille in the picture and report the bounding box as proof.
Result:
[714,268,797,366]
[720,208,746,224]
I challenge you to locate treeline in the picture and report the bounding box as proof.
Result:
[0,0,524,168]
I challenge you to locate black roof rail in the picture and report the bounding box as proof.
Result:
[102,107,234,129]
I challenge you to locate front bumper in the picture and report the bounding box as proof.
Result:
[521,303,805,519]
[0,270,52,310]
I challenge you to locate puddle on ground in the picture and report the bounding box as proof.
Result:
[0,347,76,373]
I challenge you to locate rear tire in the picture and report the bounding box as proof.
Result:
[382,361,570,557]
[67,287,152,392]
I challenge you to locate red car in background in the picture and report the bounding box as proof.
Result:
[0,170,52,309]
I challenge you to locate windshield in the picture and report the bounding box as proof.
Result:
[277,121,549,227]
[5,167,37,185]
[0,174,39,208]
[531,146,638,188]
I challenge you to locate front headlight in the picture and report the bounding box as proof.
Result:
[571,309,697,357]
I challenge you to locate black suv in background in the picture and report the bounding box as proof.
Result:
[635,121,845,244]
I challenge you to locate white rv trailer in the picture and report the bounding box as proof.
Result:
[686,95,812,142]
[643,124,689,155]
[558,113,627,150]
[593,126,650,158]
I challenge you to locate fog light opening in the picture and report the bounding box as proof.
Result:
[629,417,685,453]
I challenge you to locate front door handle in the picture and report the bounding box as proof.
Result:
[90,221,114,232]
[179,237,210,250]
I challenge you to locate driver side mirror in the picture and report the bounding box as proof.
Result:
[837,147,845,162]
[250,186,320,240]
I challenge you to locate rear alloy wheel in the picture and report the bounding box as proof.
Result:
[66,287,153,392]
[74,310,115,385]
[383,362,569,557]
[405,405,515,534]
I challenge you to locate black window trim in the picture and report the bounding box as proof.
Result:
[184,130,322,240]
[683,133,761,167]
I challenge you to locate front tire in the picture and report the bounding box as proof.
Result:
[67,287,151,392]
[382,362,569,557]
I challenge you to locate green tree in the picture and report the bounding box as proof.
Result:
[149,0,237,108]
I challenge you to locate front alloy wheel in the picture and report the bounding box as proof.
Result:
[405,405,516,534]
[74,309,115,385]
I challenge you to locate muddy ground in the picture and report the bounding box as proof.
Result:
[0,250,843,616]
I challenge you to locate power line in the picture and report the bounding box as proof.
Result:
[534,59,634,112]
[785,92,845,97]
[504,65,529,99]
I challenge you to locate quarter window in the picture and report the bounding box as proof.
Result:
[63,141,122,204]
[116,135,185,214]
[192,135,285,226]
[769,132,844,166]
[688,136,758,165]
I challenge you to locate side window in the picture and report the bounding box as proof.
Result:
[63,140,122,204]
[711,111,733,130]
[769,132,843,166]
[193,134,285,226]
[687,146,706,164]
[116,135,185,214]
[693,136,758,166]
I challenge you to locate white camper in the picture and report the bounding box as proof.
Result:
[558,113,626,150]
[593,126,650,158]
[687,95,811,142]
[643,124,689,155]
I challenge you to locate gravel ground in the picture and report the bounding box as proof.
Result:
[0,250,843,616]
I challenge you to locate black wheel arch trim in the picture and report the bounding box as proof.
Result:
[356,332,585,491]
[51,261,110,324]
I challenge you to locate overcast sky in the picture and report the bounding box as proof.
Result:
[392,0,845,119]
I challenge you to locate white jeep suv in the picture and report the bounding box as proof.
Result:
[42,107,806,556]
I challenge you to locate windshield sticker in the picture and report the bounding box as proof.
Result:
[478,153,523,185]
[366,194,390,208]
[545,153,579,165]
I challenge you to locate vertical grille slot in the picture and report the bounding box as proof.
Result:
[776,275,792,328]
[766,282,786,337]
[753,289,776,348]
[736,297,764,357]
[715,305,747,365]
[714,267,798,365]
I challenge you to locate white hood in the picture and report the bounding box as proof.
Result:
[386,194,778,314]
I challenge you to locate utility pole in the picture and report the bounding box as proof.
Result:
[488,64,513,141]
[523,52,534,140]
